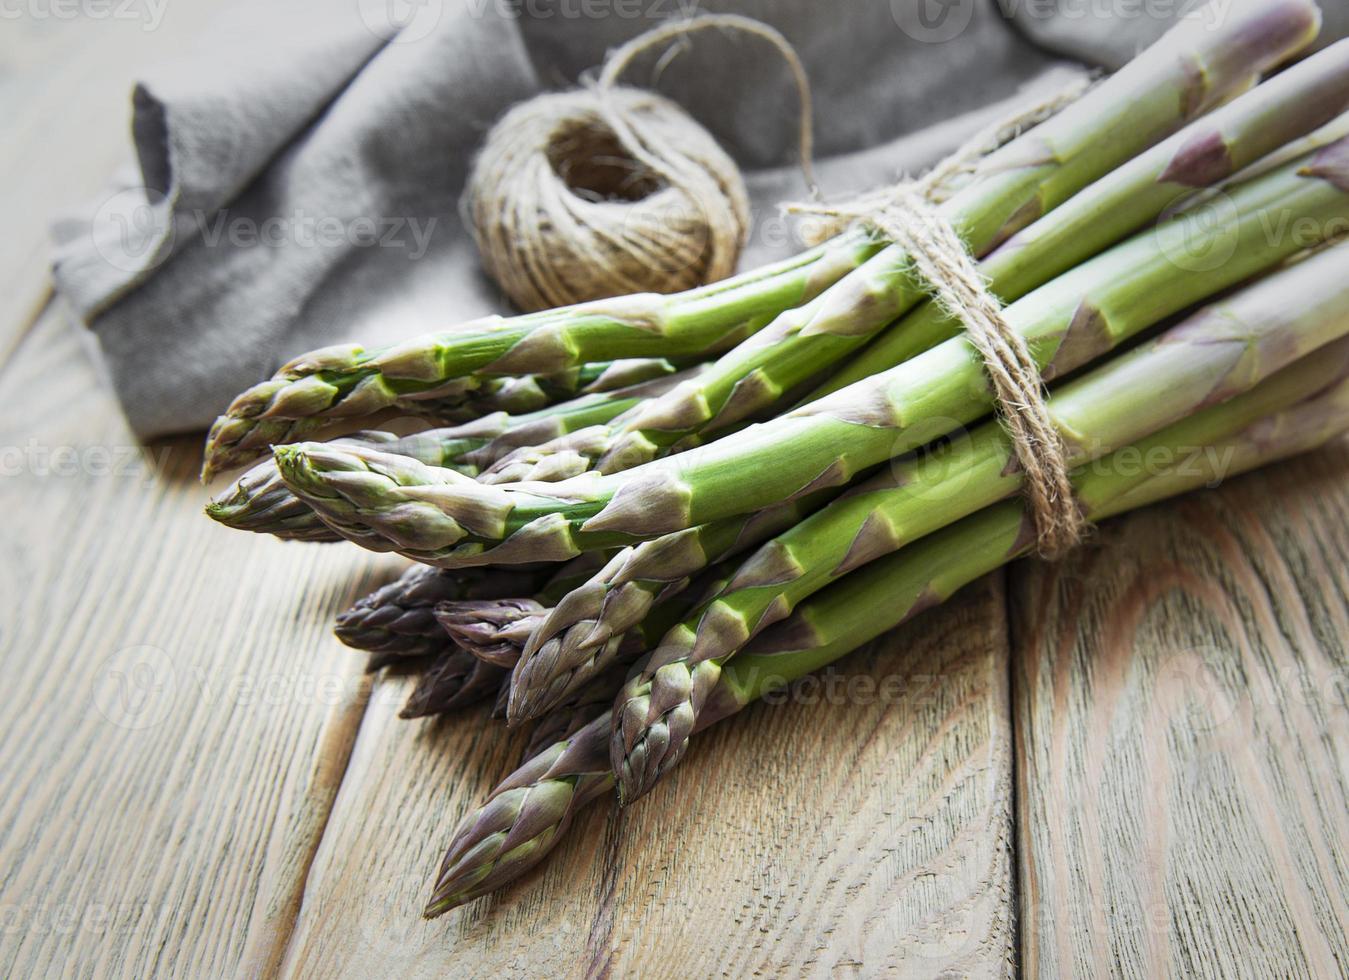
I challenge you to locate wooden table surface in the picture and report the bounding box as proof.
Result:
[2,10,1346,979]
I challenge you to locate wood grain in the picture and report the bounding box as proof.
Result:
[280,576,1018,978]
[0,306,395,977]
[1011,442,1349,979]
[7,9,1349,977]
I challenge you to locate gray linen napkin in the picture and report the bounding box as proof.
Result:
[50,0,1347,440]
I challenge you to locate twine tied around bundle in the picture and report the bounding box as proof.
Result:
[790,75,1095,559]
[464,14,817,312]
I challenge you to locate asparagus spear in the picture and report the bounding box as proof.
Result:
[334,565,546,661]
[586,17,1341,473]
[209,430,421,543]
[200,226,881,478]
[401,649,508,719]
[811,40,1349,398]
[520,665,632,764]
[508,496,825,723]
[275,138,1349,566]
[206,366,700,540]
[472,38,1349,488]
[426,350,1349,914]
[611,242,1349,802]
[212,358,666,481]
[202,0,1318,481]
[435,599,545,668]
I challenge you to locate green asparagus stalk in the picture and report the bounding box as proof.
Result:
[610,242,1349,802]
[207,359,666,485]
[202,0,1318,481]
[426,350,1349,914]
[206,366,699,540]
[200,225,882,478]
[401,649,508,719]
[508,495,826,723]
[275,138,1349,567]
[209,430,426,543]
[510,38,1349,485]
[587,17,1338,473]
[811,40,1349,397]
[334,565,546,661]
[713,344,1349,699]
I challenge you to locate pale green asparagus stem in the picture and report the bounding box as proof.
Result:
[201,227,880,478]
[811,40,1349,397]
[427,360,1349,914]
[611,247,1349,802]
[277,138,1349,567]
[587,11,1333,471]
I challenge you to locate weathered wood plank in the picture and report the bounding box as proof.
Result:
[0,306,392,977]
[280,573,1018,978]
[1012,441,1349,979]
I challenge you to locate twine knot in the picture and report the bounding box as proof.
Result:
[789,75,1094,558]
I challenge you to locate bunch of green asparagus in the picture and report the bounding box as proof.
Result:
[204,0,1349,917]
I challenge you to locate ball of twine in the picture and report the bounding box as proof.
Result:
[462,15,816,312]
[464,86,749,311]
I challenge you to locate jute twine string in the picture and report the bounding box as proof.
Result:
[464,15,817,312]
[789,75,1094,558]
